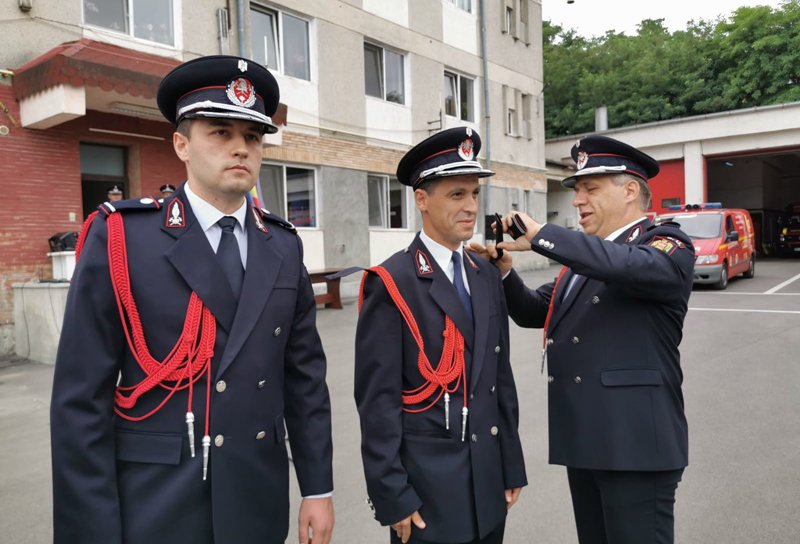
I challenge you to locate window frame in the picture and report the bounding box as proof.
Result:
[364,41,406,105]
[251,3,312,81]
[367,174,412,230]
[443,70,475,122]
[258,162,320,228]
[445,0,472,13]
[82,0,178,47]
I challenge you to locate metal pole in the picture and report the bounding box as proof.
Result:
[237,0,246,56]
[478,0,493,226]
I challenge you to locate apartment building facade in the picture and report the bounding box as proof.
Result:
[0,0,547,354]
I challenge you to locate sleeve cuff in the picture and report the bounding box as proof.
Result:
[302,492,333,499]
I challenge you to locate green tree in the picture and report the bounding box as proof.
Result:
[543,0,800,138]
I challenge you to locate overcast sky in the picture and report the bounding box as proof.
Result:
[542,0,787,37]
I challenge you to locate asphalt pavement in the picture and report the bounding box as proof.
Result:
[1,259,799,543]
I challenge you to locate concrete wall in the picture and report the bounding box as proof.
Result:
[319,167,370,269]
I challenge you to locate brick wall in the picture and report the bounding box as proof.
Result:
[0,84,183,325]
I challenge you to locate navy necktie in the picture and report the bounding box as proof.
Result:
[452,251,473,322]
[217,216,244,298]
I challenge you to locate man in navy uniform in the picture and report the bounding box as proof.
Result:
[355,127,527,544]
[51,56,334,544]
[472,135,694,544]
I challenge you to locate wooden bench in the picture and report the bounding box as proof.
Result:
[308,268,344,309]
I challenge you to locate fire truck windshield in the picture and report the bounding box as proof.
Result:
[661,213,723,239]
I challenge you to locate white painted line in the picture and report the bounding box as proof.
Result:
[764,272,800,295]
[692,292,800,296]
[689,307,800,315]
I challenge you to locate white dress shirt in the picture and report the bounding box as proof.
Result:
[184,182,248,268]
[419,229,471,294]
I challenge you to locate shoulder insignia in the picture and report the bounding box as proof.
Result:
[258,207,296,234]
[649,236,684,255]
[415,249,433,275]
[97,197,162,216]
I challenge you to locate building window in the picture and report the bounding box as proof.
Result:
[258,164,317,227]
[83,0,175,45]
[504,6,514,35]
[444,71,475,122]
[507,106,517,136]
[662,198,681,208]
[251,6,311,80]
[522,93,533,139]
[445,0,472,12]
[364,43,405,104]
[368,175,409,229]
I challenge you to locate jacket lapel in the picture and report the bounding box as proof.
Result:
[463,252,489,389]
[216,208,281,379]
[162,188,237,333]
[411,236,475,349]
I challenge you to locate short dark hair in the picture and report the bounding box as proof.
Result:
[176,118,194,139]
[415,178,441,194]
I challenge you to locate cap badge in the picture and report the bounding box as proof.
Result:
[576,150,588,170]
[226,78,257,108]
[166,199,185,228]
[458,138,474,161]
[238,59,248,72]
[415,250,433,275]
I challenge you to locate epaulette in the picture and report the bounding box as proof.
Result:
[257,207,297,234]
[96,197,162,216]
[648,220,680,230]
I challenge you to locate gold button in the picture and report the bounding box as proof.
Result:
[215,380,226,393]
[214,435,224,447]
[255,431,266,440]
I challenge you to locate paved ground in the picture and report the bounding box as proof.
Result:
[1,259,799,543]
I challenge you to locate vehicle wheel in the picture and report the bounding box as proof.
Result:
[743,255,755,278]
[713,263,729,290]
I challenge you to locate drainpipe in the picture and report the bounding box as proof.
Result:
[478,0,493,220]
[237,0,246,56]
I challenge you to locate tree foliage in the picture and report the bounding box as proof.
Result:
[543,0,800,138]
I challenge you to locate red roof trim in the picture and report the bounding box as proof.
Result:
[13,38,181,101]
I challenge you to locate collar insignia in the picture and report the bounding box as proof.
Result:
[625,225,642,243]
[252,208,268,233]
[416,250,433,275]
[166,198,185,228]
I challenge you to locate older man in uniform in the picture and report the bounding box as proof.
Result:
[472,135,694,544]
[355,127,527,544]
[50,56,334,544]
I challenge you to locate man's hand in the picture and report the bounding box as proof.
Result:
[467,241,513,276]
[505,487,522,510]
[497,212,542,252]
[299,497,334,544]
[391,510,426,543]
